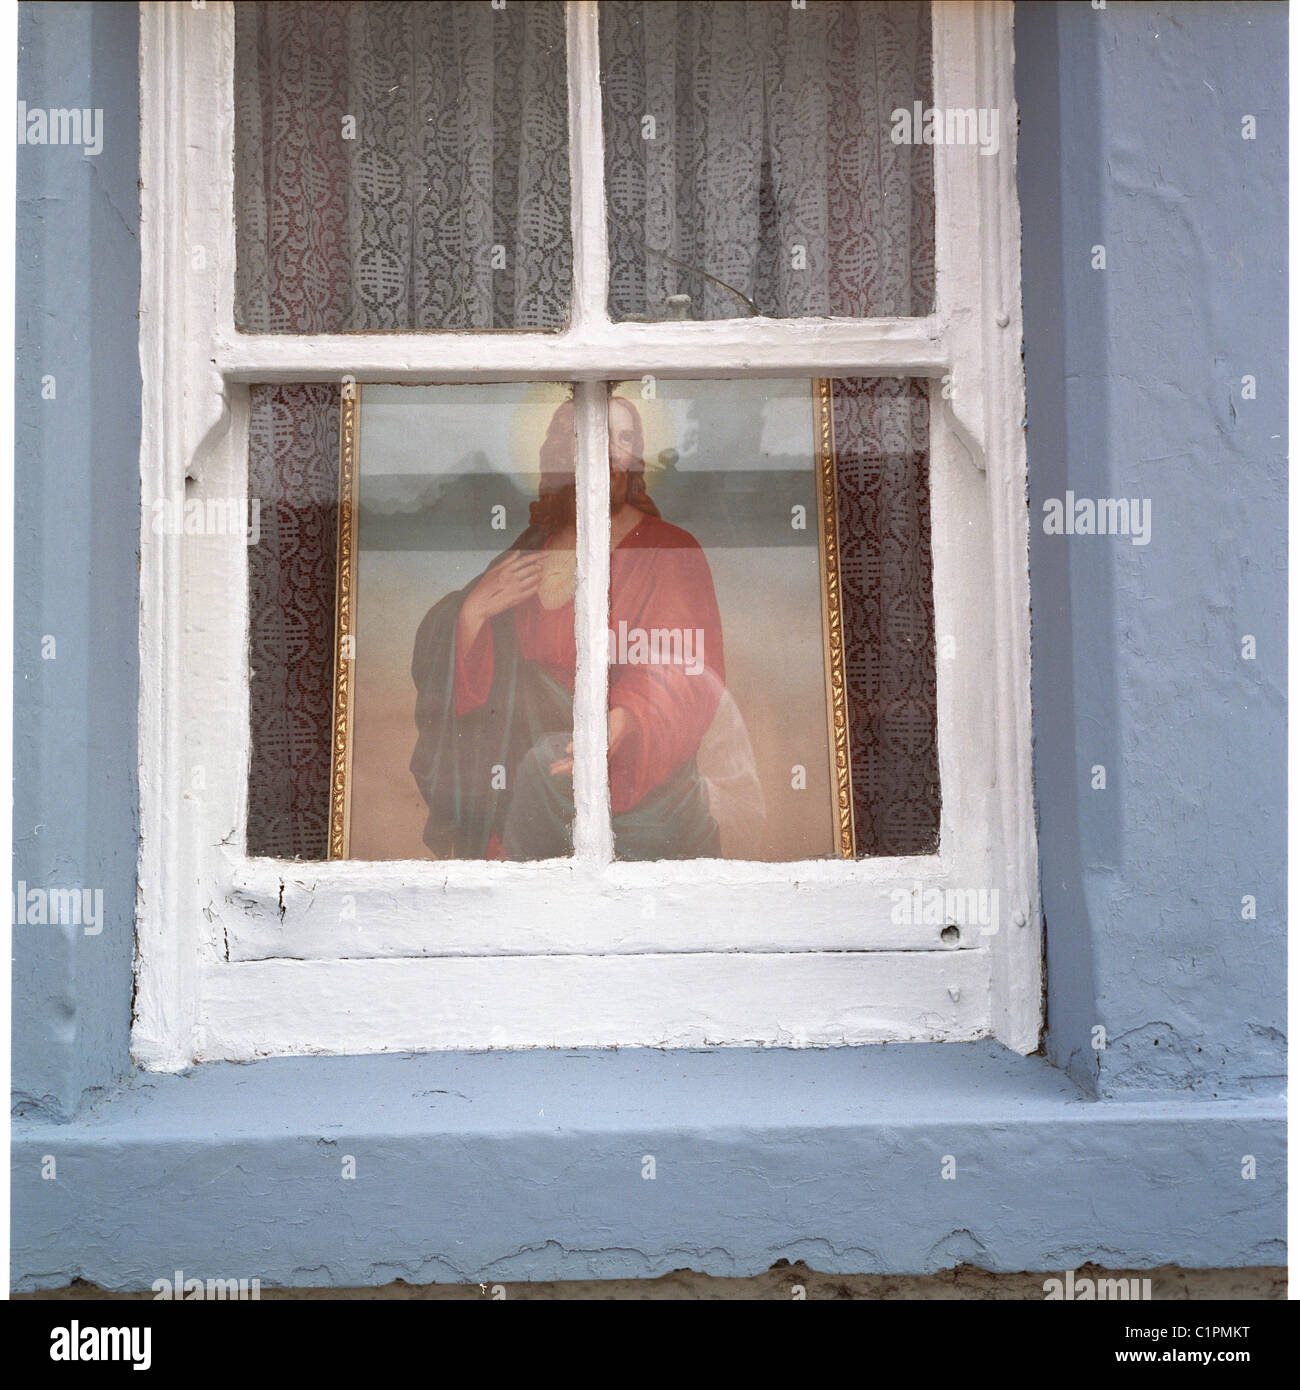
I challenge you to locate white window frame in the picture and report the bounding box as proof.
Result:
[133,0,1039,1069]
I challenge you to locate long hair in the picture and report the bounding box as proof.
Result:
[529,397,661,533]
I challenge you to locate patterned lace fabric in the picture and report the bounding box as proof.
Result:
[831,379,939,856]
[246,385,339,860]
[234,0,572,332]
[601,0,934,322]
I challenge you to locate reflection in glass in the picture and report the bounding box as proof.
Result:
[604,394,736,858]
[605,378,939,861]
[600,0,934,323]
[352,384,576,860]
[608,379,835,861]
[245,379,939,864]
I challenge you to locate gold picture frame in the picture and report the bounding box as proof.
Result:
[814,378,855,860]
[328,386,360,860]
[328,380,855,861]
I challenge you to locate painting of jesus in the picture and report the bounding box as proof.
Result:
[409,395,728,860]
[334,379,840,863]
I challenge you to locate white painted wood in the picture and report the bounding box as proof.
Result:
[973,3,1041,1051]
[567,10,615,864]
[567,0,608,330]
[932,1,990,471]
[223,853,988,960]
[133,0,1038,1068]
[197,949,990,1059]
[571,381,613,861]
[931,2,1040,1051]
[134,0,235,1071]
[214,318,950,382]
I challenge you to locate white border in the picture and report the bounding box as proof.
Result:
[134,0,1038,1068]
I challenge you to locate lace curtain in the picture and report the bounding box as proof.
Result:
[246,385,339,859]
[234,0,572,332]
[831,379,939,857]
[601,0,934,321]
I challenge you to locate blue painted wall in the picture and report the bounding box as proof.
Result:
[10,1,1286,1287]
[13,0,140,1121]
[1023,0,1287,1097]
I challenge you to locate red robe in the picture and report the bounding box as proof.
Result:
[454,514,725,848]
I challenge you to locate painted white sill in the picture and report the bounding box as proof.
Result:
[224,852,973,959]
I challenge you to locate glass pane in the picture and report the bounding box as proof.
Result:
[604,379,938,862]
[829,378,939,856]
[234,1,572,332]
[600,0,934,322]
[246,382,579,862]
[605,381,832,860]
[247,384,340,859]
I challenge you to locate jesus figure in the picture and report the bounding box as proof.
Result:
[410,396,726,860]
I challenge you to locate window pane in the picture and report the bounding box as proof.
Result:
[604,379,938,862]
[247,384,340,859]
[605,381,833,860]
[829,378,939,856]
[368,384,576,861]
[246,382,579,863]
[600,0,934,322]
[235,1,572,332]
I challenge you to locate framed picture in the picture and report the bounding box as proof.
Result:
[328,378,923,863]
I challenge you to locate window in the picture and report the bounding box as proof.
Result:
[134,0,1037,1068]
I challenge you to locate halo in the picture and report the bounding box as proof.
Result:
[505,383,679,492]
[508,382,573,485]
[608,383,678,487]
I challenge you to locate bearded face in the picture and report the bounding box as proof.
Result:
[530,396,657,531]
[608,398,643,508]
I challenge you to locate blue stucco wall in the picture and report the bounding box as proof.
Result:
[1022,0,1287,1096]
[11,0,1286,1289]
[13,0,140,1122]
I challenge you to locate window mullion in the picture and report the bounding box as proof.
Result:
[567,0,609,332]
[571,381,613,862]
[568,1,613,862]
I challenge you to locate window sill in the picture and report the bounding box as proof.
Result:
[12,1042,1283,1290]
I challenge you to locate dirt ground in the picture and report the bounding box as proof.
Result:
[20,1263,1287,1301]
